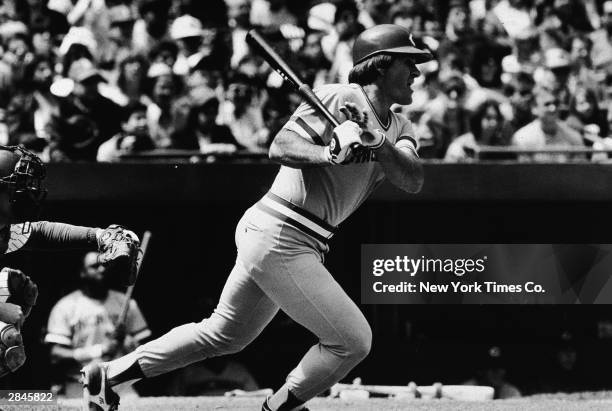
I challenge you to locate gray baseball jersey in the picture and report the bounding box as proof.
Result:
[272,83,418,227]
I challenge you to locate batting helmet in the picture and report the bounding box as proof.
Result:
[352,24,433,65]
[0,146,46,223]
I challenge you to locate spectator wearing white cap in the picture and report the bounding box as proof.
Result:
[170,15,205,76]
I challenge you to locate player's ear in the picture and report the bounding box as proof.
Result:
[339,105,350,121]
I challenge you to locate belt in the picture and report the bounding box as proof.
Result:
[255,192,337,244]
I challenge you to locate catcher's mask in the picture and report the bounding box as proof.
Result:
[0,146,47,223]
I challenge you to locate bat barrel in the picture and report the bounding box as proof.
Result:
[246,30,340,129]
[246,30,301,88]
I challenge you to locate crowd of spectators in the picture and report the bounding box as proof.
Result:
[3,0,612,162]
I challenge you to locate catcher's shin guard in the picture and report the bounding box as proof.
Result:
[81,363,120,411]
[0,321,25,377]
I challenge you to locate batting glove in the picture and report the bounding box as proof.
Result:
[325,121,362,164]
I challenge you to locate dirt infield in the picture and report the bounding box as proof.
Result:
[55,393,612,411]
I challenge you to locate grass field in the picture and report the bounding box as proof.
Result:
[50,392,612,411]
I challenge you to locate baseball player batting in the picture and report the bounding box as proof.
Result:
[82,24,432,411]
[0,146,140,379]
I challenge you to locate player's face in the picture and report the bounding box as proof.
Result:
[81,252,109,298]
[382,56,421,105]
[82,252,106,280]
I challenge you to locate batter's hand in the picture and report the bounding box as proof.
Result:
[325,120,361,164]
[340,102,386,149]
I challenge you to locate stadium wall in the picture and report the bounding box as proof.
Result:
[6,162,612,394]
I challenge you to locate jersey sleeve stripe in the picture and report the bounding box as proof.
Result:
[132,328,152,342]
[396,140,419,157]
[293,117,325,146]
[44,333,72,346]
[396,135,418,149]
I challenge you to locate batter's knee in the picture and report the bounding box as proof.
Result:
[194,319,251,356]
[332,324,372,363]
[349,325,372,361]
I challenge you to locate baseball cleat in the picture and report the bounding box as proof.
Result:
[81,362,119,411]
[261,398,310,411]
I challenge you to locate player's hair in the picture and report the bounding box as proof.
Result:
[348,54,394,86]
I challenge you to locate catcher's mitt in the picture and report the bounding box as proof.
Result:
[97,225,140,285]
[0,268,38,319]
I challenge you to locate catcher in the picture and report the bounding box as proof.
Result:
[0,145,140,378]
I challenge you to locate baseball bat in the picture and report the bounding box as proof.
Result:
[330,383,494,401]
[116,231,151,329]
[246,30,340,128]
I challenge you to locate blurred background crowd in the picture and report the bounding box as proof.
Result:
[4,0,612,162]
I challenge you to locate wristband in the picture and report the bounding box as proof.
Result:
[322,146,334,164]
[370,133,386,150]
